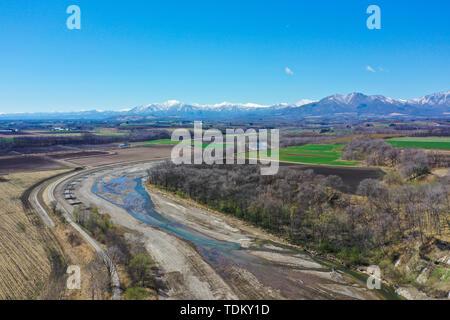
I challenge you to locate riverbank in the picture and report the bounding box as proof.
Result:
[73,165,238,299]
[144,184,387,300]
[147,184,448,300]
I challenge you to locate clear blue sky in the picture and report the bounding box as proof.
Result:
[0,0,449,113]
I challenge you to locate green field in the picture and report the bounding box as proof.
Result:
[250,144,359,166]
[285,130,303,134]
[145,141,358,166]
[146,139,180,145]
[94,131,129,137]
[386,137,450,150]
[202,143,232,149]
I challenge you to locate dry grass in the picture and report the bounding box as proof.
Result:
[0,169,109,300]
[0,170,67,299]
[40,179,109,300]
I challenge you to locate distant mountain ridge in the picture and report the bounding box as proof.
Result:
[1,91,449,121]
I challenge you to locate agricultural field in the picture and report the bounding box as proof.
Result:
[284,130,303,134]
[148,140,360,166]
[0,137,13,143]
[386,137,450,150]
[250,144,359,166]
[0,170,67,299]
[146,139,179,145]
[0,156,70,175]
[93,130,129,137]
[324,134,403,144]
[65,145,173,167]
[146,139,231,149]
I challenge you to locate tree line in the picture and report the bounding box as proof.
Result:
[0,129,170,152]
[148,161,449,268]
[342,137,448,178]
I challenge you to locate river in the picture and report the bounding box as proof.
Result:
[91,169,399,300]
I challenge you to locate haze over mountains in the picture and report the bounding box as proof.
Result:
[1,91,449,121]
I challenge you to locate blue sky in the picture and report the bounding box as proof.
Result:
[0,0,449,113]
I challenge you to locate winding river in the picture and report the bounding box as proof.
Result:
[92,170,399,300]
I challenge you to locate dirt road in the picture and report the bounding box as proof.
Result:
[30,170,122,300]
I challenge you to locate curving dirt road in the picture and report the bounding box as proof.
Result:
[30,169,122,300]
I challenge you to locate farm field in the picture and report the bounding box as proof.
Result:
[65,145,172,167]
[93,131,129,137]
[386,137,450,150]
[0,156,70,175]
[324,134,403,144]
[285,130,303,134]
[146,139,232,149]
[279,162,385,193]
[0,170,68,299]
[250,144,359,166]
[146,139,179,145]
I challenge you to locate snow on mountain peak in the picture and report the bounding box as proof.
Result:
[116,90,450,118]
[162,100,183,107]
[294,99,315,107]
[408,91,450,105]
[202,102,269,109]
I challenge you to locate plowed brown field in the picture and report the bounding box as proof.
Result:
[0,171,66,299]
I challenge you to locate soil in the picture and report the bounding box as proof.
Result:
[279,162,385,193]
[0,156,70,174]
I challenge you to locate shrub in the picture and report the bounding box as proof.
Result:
[125,287,150,300]
[129,253,154,287]
[383,171,404,186]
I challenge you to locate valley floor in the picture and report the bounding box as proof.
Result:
[69,163,384,300]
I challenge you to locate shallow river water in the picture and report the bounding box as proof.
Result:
[92,170,399,300]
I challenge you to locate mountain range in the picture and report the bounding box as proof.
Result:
[1,91,449,121]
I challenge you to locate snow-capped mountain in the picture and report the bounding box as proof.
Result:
[0,91,448,120]
[128,91,449,119]
[408,91,450,106]
[278,91,449,118]
[130,101,269,113]
[127,101,275,119]
[323,93,403,106]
